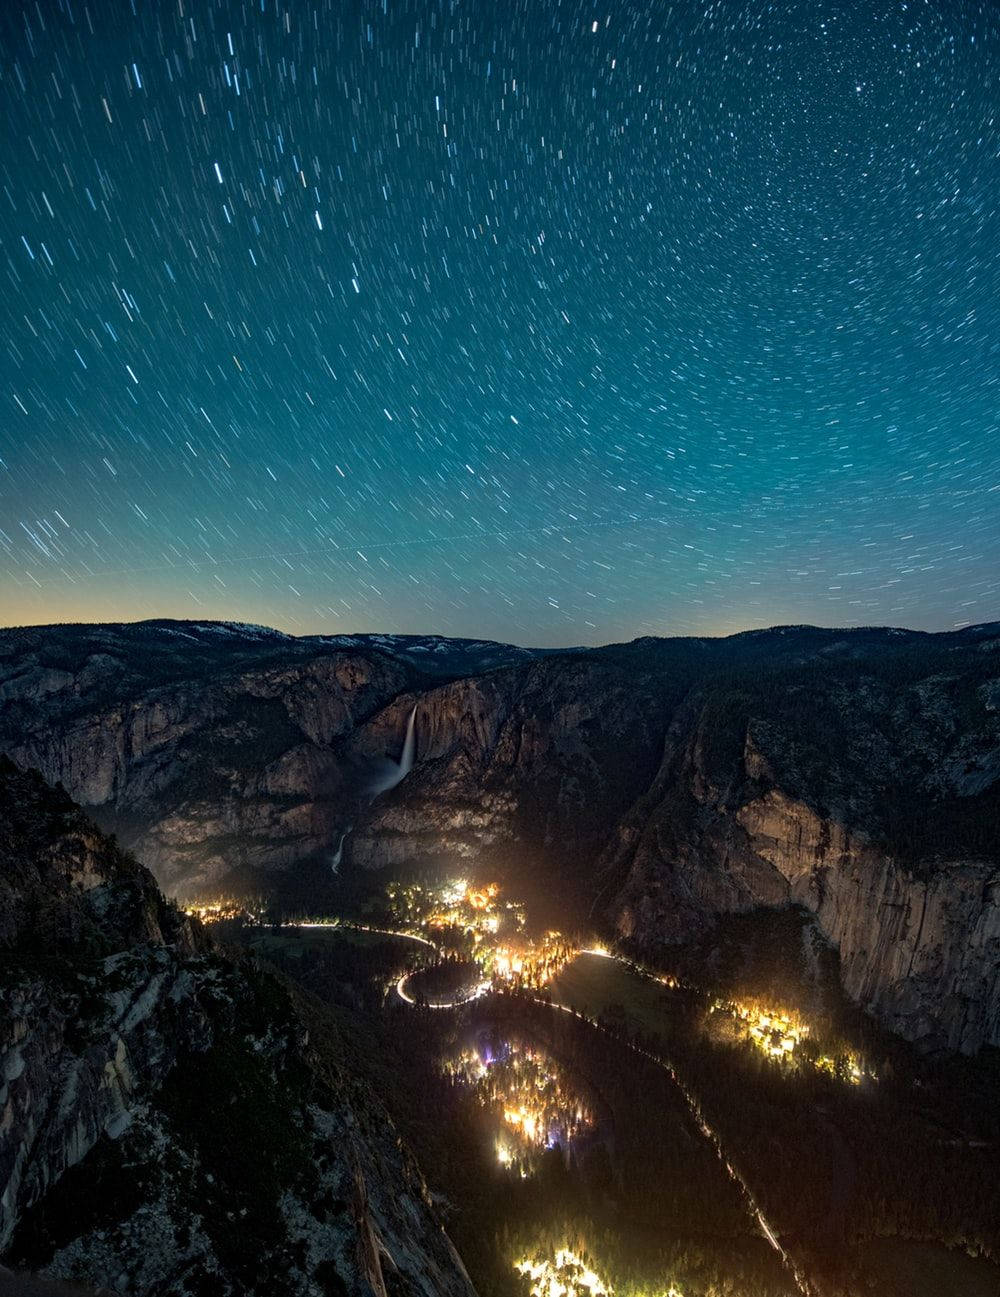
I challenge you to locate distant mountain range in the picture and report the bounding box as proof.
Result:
[2,617,999,1053]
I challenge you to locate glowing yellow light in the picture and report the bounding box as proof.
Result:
[446,1040,594,1176]
[512,1247,682,1297]
[712,999,870,1083]
[182,896,261,925]
[514,1248,613,1297]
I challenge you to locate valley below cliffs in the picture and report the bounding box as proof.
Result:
[2,618,1000,1055]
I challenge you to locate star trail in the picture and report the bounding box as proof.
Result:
[1,0,999,644]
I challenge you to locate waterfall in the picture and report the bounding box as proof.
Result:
[398,705,417,779]
[330,826,351,874]
[365,704,418,796]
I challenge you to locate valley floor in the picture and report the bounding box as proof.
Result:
[234,906,1000,1297]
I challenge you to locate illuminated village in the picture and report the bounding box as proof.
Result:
[185,883,865,1089]
[185,880,869,1091]
[489,929,576,991]
[513,1247,684,1297]
[710,999,868,1084]
[445,1038,595,1176]
[179,873,890,1295]
[386,876,524,941]
[182,895,266,925]
[388,877,577,991]
[514,1248,613,1297]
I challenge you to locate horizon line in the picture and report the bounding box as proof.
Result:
[2,613,997,653]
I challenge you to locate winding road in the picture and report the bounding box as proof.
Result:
[531,990,815,1297]
[292,922,815,1295]
[390,934,816,1297]
[296,921,492,1009]
[395,969,492,1009]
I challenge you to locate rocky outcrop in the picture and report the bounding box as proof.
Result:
[0,758,476,1296]
[0,624,675,898]
[735,788,1000,1052]
[0,764,206,1255]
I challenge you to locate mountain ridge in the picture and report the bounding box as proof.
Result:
[3,618,1000,1053]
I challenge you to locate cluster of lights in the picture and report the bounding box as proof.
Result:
[182,897,262,924]
[514,1249,612,1297]
[727,1001,806,1058]
[711,1000,870,1084]
[385,877,578,989]
[491,930,576,990]
[513,1247,684,1297]
[445,1039,594,1176]
[815,1052,867,1085]
[386,877,525,945]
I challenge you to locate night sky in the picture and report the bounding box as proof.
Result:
[2,0,999,646]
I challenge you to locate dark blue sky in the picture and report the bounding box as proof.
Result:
[2,0,999,645]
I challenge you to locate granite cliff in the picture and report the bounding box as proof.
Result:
[602,639,1000,1053]
[2,619,1000,1054]
[0,757,476,1297]
[0,621,421,894]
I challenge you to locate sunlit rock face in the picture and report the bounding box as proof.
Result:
[0,758,476,1297]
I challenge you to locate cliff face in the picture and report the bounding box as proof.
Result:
[3,619,1000,1055]
[347,656,677,880]
[0,625,677,899]
[0,758,475,1297]
[606,653,1000,1053]
[732,786,1000,1053]
[0,623,417,895]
